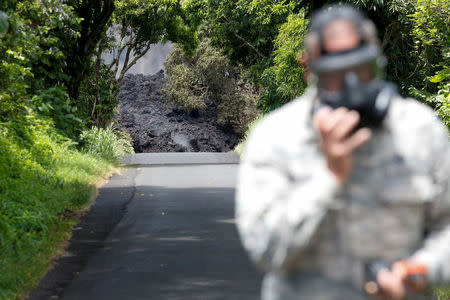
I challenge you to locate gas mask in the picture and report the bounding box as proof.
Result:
[306,5,398,128]
[316,67,397,128]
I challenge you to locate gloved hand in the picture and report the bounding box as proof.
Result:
[313,106,372,185]
[364,259,428,299]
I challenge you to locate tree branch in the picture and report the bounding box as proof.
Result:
[232,31,265,58]
[222,15,265,59]
[117,43,152,84]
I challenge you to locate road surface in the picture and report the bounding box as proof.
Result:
[58,153,262,300]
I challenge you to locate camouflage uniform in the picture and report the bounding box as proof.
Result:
[235,86,450,300]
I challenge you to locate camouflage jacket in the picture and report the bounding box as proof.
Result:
[235,86,450,300]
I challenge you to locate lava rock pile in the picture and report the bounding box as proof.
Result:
[116,71,239,153]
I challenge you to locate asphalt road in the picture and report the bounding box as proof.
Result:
[59,153,262,300]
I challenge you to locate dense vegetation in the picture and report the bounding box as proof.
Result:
[0,0,448,299]
[166,0,449,127]
[0,1,134,299]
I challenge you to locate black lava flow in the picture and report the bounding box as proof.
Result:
[116,71,239,153]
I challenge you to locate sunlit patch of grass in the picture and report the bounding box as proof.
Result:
[79,123,134,163]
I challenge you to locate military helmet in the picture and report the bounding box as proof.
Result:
[305,4,383,74]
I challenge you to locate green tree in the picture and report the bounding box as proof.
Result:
[259,11,308,112]
[181,0,308,112]
[73,0,199,128]
[0,0,82,137]
[64,0,115,100]
[106,0,198,85]
[185,0,300,69]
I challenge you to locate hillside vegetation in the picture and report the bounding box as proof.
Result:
[0,1,135,299]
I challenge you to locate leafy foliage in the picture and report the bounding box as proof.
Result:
[182,0,309,112]
[165,39,259,136]
[185,0,301,69]
[78,63,120,128]
[63,0,114,100]
[0,0,82,137]
[106,0,199,85]
[30,87,82,138]
[258,11,308,112]
[408,0,449,127]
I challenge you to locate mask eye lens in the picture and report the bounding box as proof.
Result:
[354,63,374,83]
[319,71,345,92]
[318,63,375,91]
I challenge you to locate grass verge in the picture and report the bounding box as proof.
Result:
[0,116,131,300]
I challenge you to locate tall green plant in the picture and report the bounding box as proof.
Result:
[408,0,449,128]
[79,124,134,162]
[78,63,119,128]
[258,11,308,112]
[63,0,115,100]
[30,87,82,138]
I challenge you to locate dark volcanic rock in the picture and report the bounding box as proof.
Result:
[116,71,239,153]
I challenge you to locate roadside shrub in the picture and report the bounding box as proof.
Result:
[30,86,82,138]
[79,124,134,163]
[164,51,206,112]
[165,39,259,136]
[215,76,260,135]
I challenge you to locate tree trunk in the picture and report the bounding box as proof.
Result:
[66,0,115,100]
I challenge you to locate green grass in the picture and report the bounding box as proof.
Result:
[0,115,128,300]
[79,123,134,162]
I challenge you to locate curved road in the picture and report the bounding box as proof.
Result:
[60,153,262,300]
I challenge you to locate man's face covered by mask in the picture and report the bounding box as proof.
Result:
[317,61,396,128]
[309,12,397,128]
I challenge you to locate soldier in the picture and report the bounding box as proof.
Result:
[235,4,450,300]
